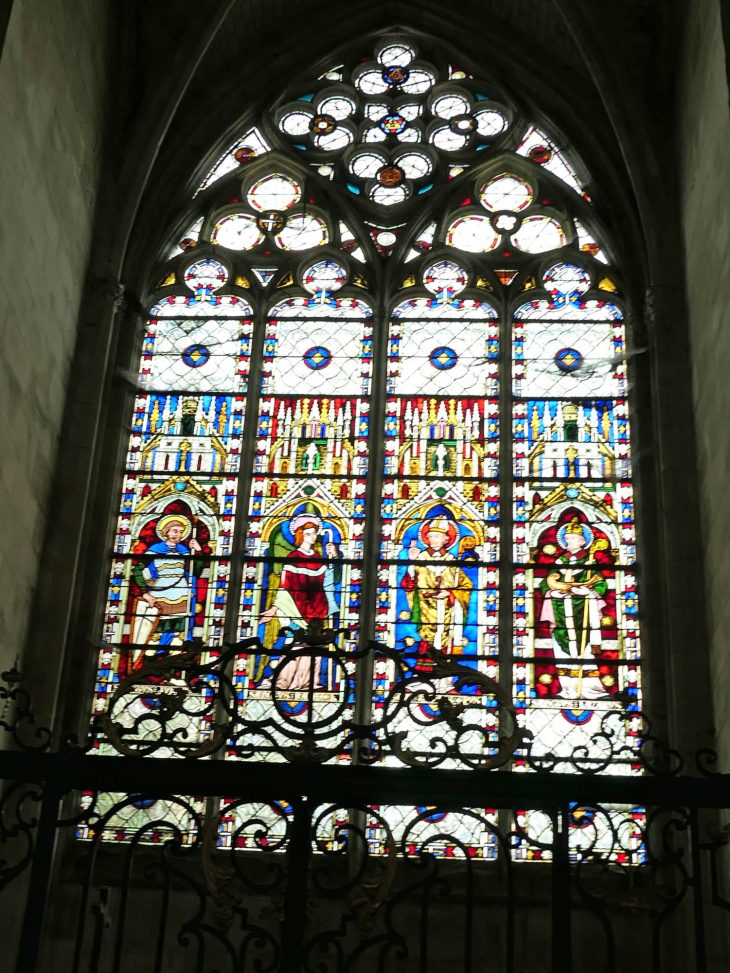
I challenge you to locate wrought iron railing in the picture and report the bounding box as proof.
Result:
[2,657,730,973]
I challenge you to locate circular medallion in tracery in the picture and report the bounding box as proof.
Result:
[257,211,286,233]
[383,65,409,86]
[449,114,476,134]
[234,146,256,164]
[184,257,228,292]
[376,230,397,247]
[529,145,554,164]
[380,113,408,135]
[493,213,519,232]
[377,165,405,187]
[429,346,458,370]
[302,259,347,292]
[554,347,583,372]
[303,346,332,370]
[310,114,337,135]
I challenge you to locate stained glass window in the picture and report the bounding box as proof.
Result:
[91,34,643,858]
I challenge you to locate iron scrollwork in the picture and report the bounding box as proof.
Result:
[0,668,52,752]
[98,640,236,758]
[96,629,533,769]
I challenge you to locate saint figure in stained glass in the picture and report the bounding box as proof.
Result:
[255,509,342,690]
[131,512,203,651]
[539,516,609,701]
[397,513,478,667]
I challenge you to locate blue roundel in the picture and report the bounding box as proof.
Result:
[554,347,583,372]
[181,343,210,368]
[568,803,596,828]
[429,346,458,370]
[303,346,332,370]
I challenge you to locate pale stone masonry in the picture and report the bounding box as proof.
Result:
[678,0,730,765]
[0,0,110,674]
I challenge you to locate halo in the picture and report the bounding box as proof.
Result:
[289,513,323,535]
[557,521,593,551]
[156,514,192,540]
[418,517,459,550]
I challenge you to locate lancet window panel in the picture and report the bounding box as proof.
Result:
[232,569,360,764]
[509,263,642,775]
[262,295,373,398]
[94,280,252,746]
[226,283,373,757]
[371,260,503,767]
[515,399,631,481]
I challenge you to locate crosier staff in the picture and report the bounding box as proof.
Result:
[575,536,609,700]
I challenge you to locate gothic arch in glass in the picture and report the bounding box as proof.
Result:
[91,34,641,851]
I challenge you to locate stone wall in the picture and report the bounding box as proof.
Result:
[677,0,730,765]
[0,0,111,675]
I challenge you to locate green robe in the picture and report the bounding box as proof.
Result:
[540,552,607,659]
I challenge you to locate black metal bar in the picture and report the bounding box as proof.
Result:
[71,832,103,973]
[280,796,313,973]
[152,865,171,973]
[551,805,572,973]
[706,838,730,914]
[6,751,730,809]
[112,839,138,973]
[419,879,429,973]
[88,887,111,973]
[463,854,474,973]
[15,784,61,973]
[504,852,514,973]
[690,808,707,973]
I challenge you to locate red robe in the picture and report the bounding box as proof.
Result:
[279,549,329,620]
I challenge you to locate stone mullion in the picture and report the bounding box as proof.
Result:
[205,298,268,787]
[353,290,388,739]
[498,286,515,765]
[219,301,268,656]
